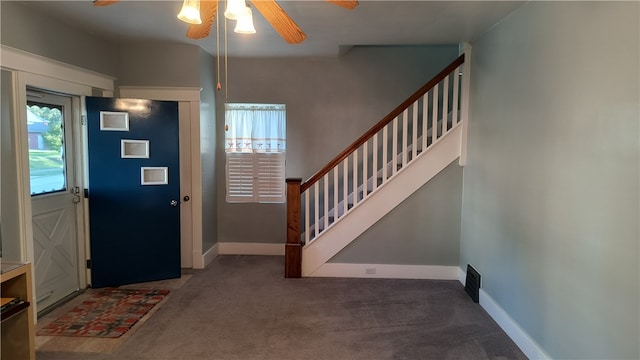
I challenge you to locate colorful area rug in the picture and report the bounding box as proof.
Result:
[37,288,169,338]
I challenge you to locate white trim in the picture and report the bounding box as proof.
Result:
[119,86,201,102]
[1,45,114,92]
[81,96,92,288]
[312,263,459,280]
[188,101,203,269]
[458,267,551,360]
[15,73,35,292]
[179,102,193,268]
[192,250,204,269]
[193,243,218,269]
[71,96,88,290]
[458,267,467,286]
[218,242,285,256]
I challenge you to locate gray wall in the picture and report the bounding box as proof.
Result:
[461,2,639,359]
[0,1,118,77]
[118,43,201,87]
[216,45,460,246]
[199,48,218,250]
[1,69,22,261]
[331,161,461,265]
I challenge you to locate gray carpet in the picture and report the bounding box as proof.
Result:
[37,255,527,360]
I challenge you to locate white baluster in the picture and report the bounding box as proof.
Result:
[304,190,310,244]
[343,158,348,214]
[363,140,368,200]
[372,132,378,191]
[443,75,449,134]
[382,124,388,181]
[433,84,439,143]
[392,117,398,176]
[402,109,408,167]
[333,166,338,221]
[422,94,429,151]
[452,66,460,126]
[353,149,358,206]
[314,182,319,238]
[412,103,418,160]
[323,173,329,231]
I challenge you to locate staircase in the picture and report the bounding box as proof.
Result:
[285,53,470,278]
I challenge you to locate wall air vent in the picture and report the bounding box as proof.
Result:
[465,264,481,303]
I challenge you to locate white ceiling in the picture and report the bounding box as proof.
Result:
[19,0,524,57]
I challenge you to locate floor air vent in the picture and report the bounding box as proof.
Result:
[465,264,481,303]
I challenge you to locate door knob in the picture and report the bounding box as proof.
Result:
[170,200,178,207]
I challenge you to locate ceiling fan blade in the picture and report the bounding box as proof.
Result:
[249,0,307,44]
[93,0,119,6]
[325,0,359,10]
[186,0,219,40]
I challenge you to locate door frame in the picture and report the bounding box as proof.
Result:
[2,47,206,307]
[1,45,114,315]
[119,86,203,269]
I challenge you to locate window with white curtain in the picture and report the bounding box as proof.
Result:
[225,103,286,203]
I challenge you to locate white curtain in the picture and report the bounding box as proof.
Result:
[225,103,286,153]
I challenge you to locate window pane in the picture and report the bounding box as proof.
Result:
[27,103,66,195]
[225,103,286,203]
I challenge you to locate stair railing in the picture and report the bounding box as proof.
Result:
[285,54,466,278]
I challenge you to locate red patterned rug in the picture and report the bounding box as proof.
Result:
[37,288,169,338]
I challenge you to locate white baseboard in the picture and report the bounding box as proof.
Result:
[311,263,459,279]
[218,242,285,256]
[458,267,551,360]
[192,243,219,269]
[203,243,218,267]
[458,267,467,286]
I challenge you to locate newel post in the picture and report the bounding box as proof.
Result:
[285,178,302,278]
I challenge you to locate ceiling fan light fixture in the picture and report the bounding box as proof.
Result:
[234,7,256,34]
[224,0,247,20]
[177,0,202,25]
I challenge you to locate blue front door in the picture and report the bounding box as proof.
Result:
[86,97,181,287]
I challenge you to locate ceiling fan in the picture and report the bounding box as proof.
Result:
[93,0,359,44]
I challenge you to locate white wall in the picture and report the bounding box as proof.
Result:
[461,2,639,358]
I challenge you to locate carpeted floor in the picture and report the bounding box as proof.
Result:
[37,255,527,360]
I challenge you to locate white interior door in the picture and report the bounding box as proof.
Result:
[27,90,81,313]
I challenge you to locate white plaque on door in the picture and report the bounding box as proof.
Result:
[121,139,149,158]
[141,167,168,185]
[100,111,129,131]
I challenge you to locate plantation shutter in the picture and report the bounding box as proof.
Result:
[255,153,285,203]
[226,153,255,202]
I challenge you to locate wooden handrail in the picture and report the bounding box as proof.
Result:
[300,54,465,192]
